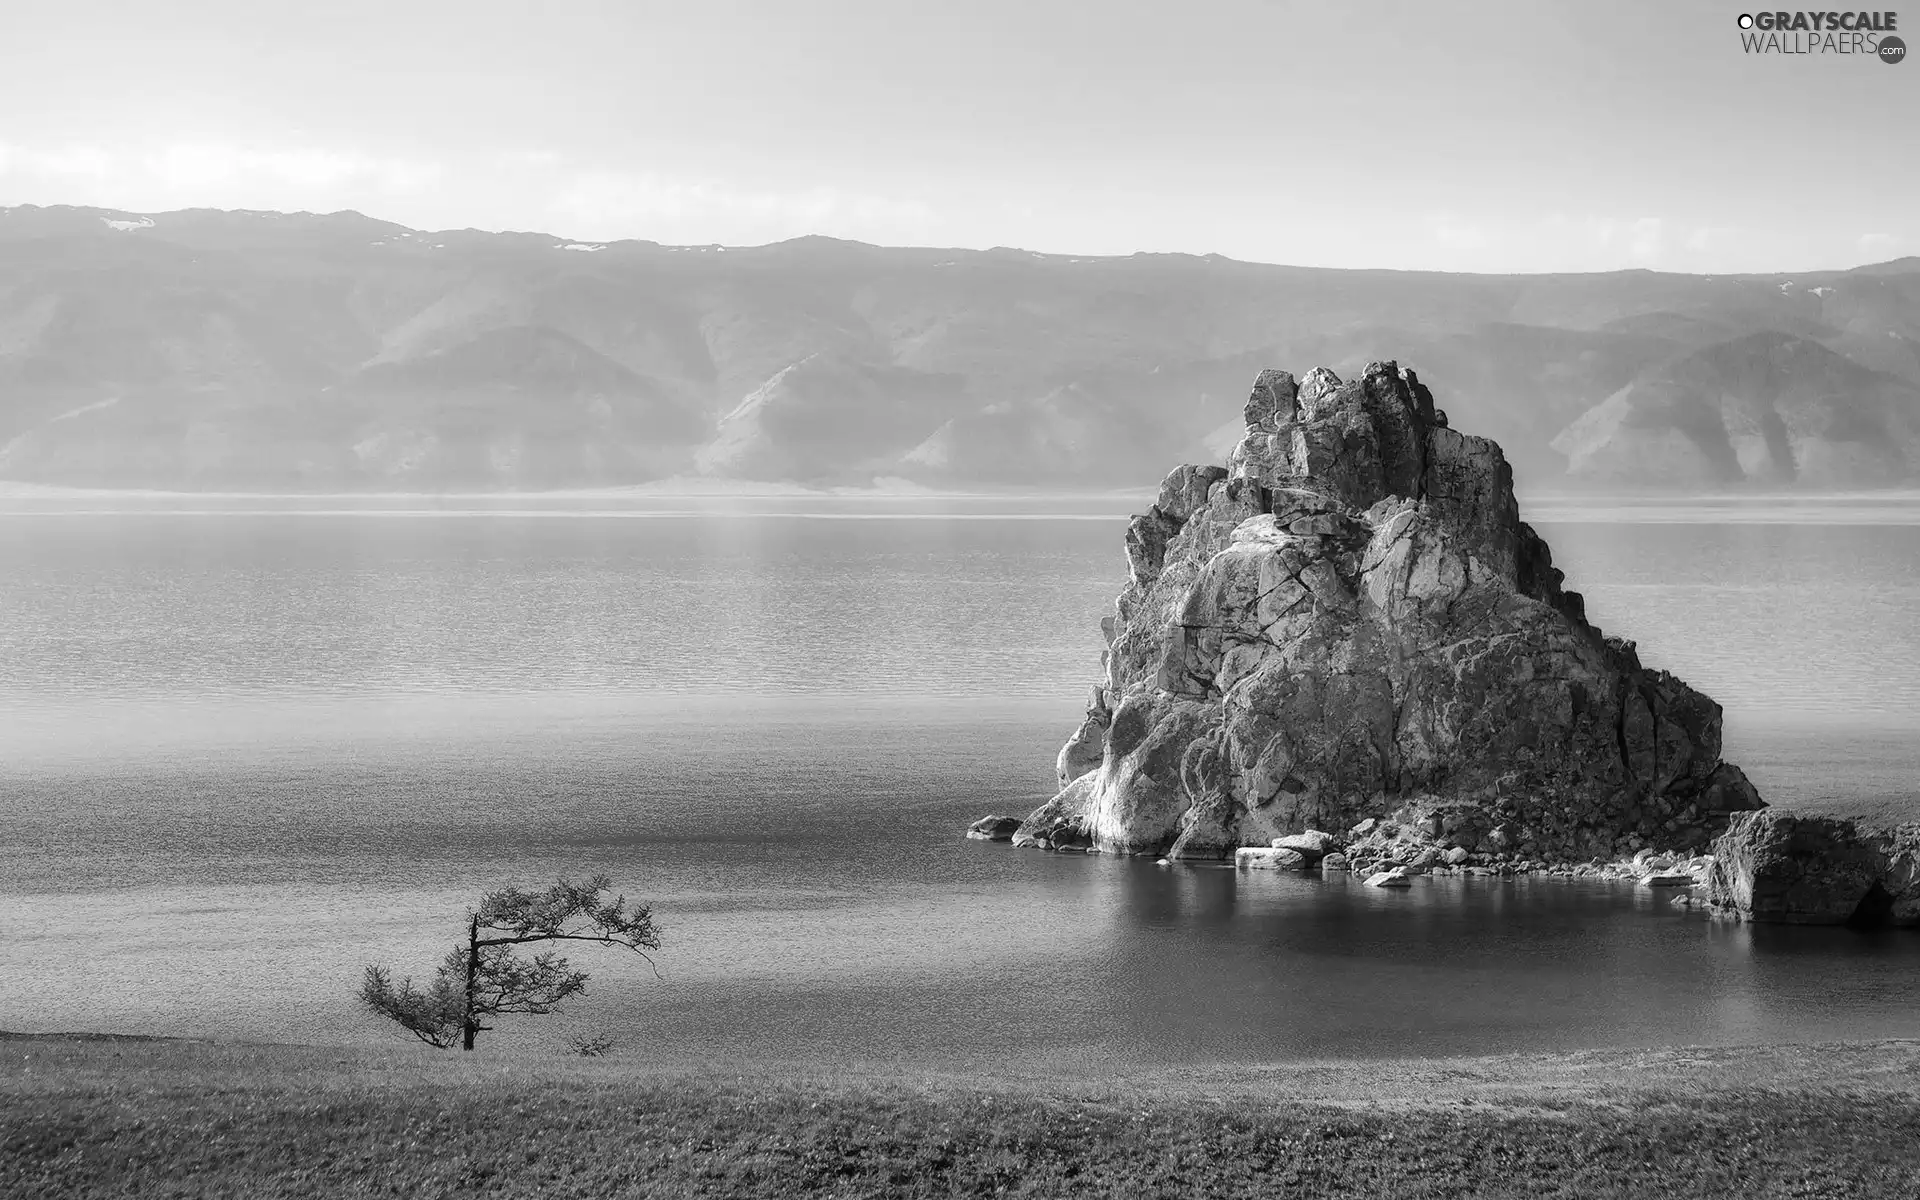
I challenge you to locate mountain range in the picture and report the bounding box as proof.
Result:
[2,202,1917,493]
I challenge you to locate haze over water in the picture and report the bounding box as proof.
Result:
[3,496,1917,1068]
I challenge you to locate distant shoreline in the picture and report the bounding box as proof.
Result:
[4,479,1920,505]
[0,477,1155,502]
[11,481,1920,499]
[6,484,1920,528]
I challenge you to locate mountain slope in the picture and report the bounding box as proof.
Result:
[330,326,709,488]
[696,353,967,483]
[2,202,1917,491]
[1554,332,1920,487]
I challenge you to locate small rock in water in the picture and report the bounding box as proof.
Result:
[966,815,1024,842]
[1365,869,1413,889]
[1321,852,1350,871]
[1270,830,1337,859]
[1274,829,1337,851]
[1237,846,1310,871]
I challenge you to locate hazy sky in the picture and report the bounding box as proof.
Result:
[1,0,1913,271]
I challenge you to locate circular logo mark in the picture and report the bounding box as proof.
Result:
[1737,13,1754,28]
[1880,35,1907,64]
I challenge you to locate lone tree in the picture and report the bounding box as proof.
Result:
[360,874,660,1051]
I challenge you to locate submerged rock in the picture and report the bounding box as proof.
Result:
[1705,810,1920,926]
[1015,362,1766,864]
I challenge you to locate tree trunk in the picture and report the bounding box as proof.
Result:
[463,915,479,1051]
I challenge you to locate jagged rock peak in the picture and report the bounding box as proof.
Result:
[1023,363,1764,867]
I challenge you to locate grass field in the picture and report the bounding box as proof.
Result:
[7,1035,1920,1198]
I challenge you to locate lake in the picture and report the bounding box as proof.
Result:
[2,494,1918,1069]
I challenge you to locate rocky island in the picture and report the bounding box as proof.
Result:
[1006,360,1766,864]
[972,362,1916,927]
[1002,361,1762,865]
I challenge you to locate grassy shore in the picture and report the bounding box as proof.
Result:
[7,1035,1920,1198]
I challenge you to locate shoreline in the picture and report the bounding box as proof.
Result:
[7,485,1920,531]
[3,479,1920,504]
[9,1029,1920,1095]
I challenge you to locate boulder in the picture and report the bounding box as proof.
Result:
[1271,830,1338,859]
[1365,869,1414,889]
[1705,810,1920,926]
[1638,872,1696,888]
[1018,362,1765,862]
[966,815,1025,842]
[1236,846,1310,871]
[1634,849,1675,872]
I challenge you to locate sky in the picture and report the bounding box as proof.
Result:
[0,0,1913,272]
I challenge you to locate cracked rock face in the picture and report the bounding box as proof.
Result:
[1021,362,1766,861]
[1705,811,1920,926]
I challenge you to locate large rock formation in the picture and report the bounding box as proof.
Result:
[1705,811,1920,926]
[1019,363,1765,864]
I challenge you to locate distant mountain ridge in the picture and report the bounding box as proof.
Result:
[1,202,1917,492]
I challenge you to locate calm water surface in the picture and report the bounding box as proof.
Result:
[2,496,1917,1068]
